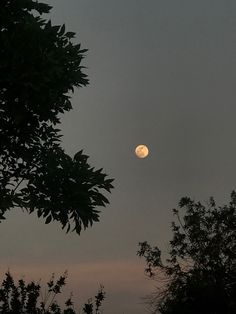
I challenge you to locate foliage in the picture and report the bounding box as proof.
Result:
[138,192,236,314]
[0,271,105,314]
[0,0,113,234]
[82,286,105,314]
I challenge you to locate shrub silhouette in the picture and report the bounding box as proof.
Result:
[0,272,105,314]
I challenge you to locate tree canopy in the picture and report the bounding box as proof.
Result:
[138,192,236,314]
[0,0,113,234]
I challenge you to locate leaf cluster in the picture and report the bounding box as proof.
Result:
[0,0,114,234]
[82,286,105,314]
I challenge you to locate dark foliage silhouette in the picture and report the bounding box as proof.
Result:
[138,192,236,314]
[0,0,113,234]
[0,272,105,313]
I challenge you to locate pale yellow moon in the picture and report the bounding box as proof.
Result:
[135,145,149,158]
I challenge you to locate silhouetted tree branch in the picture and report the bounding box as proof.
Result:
[0,0,114,234]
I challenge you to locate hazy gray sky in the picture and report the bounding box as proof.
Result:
[1,1,236,313]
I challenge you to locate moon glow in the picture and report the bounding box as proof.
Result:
[135,145,149,158]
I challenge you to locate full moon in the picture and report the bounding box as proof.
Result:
[135,144,149,158]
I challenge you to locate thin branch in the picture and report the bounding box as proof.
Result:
[12,177,25,193]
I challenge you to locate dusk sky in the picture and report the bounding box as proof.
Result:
[1,1,236,313]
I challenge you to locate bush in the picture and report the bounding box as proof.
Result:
[0,272,105,314]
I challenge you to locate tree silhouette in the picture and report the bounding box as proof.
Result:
[138,192,236,314]
[0,0,113,234]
